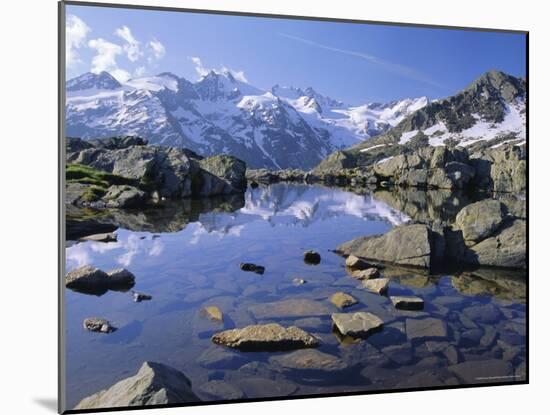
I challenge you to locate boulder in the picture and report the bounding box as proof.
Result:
[331,312,384,338]
[102,185,146,208]
[65,266,109,289]
[198,381,246,401]
[455,199,504,243]
[463,219,526,269]
[345,254,373,269]
[74,361,200,409]
[239,263,265,274]
[390,296,424,310]
[211,323,318,351]
[337,224,434,269]
[199,155,247,193]
[362,278,389,295]
[106,268,136,287]
[330,292,358,308]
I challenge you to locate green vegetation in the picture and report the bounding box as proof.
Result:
[67,164,139,202]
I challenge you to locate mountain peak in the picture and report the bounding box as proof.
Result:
[66,71,122,92]
[466,70,525,102]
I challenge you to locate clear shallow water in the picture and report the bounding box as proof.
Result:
[64,184,526,408]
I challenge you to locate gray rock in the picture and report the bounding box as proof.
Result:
[390,296,424,310]
[65,266,109,289]
[406,318,448,341]
[211,323,318,351]
[350,267,380,280]
[337,224,433,269]
[330,292,358,308]
[236,377,297,398]
[345,254,372,269]
[361,278,389,295]
[74,361,200,409]
[103,185,146,208]
[83,318,116,333]
[463,303,504,324]
[332,312,384,338]
[199,155,247,194]
[455,199,504,242]
[198,381,246,401]
[106,268,136,286]
[464,219,526,269]
[197,347,247,369]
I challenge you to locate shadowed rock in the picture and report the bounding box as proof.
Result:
[362,278,389,295]
[83,318,116,334]
[74,361,200,409]
[304,250,321,264]
[269,349,350,375]
[390,296,424,310]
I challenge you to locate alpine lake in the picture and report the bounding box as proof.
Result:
[64,183,526,408]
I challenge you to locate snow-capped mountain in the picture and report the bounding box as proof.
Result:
[65,70,427,169]
[353,70,526,152]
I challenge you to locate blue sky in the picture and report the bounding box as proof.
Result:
[66,4,526,104]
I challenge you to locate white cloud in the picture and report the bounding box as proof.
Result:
[134,66,146,77]
[88,38,130,82]
[148,39,166,61]
[115,25,142,62]
[66,14,90,67]
[190,56,248,83]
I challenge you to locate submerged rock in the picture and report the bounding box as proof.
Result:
[202,306,224,322]
[303,250,321,264]
[198,380,246,401]
[269,349,350,374]
[390,296,424,310]
[330,292,358,309]
[239,263,265,274]
[211,323,318,351]
[448,359,513,384]
[248,298,331,320]
[332,312,384,338]
[362,278,390,295]
[406,318,448,341]
[74,361,200,409]
[83,318,116,333]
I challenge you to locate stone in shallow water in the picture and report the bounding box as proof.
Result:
[239,263,265,274]
[106,268,136,287]
[269,349,350,374]
[78,232,117,242]
[351,267,380,280]
[448,359,513,383]
[74,361,200,409]
[406,318,448,341]
[304,250,321,264]
[330,292,358,308]
[211,323,318,351]
[198,380,246,401]
[197,347,247,369]
[345,254,372,269]
[133,291,152,302]
[202,306,223,322]
[390,295,424,310]
[237,377,298,398]
[66,266,109,289]
[248,298,331,320]
[292,278,307,285]
[83,318,116,333]
[332,312,384,338]
[463,303,503,324]
[362,278,389,295]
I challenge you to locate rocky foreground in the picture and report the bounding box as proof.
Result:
[66,136,247,209]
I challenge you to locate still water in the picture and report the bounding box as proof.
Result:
[64,184,526,408]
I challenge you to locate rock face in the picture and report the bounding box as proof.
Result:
[330,292,358,308]
[471,144,526,193]
[66,137,247,207]
[211,323,318,351]
[331,312,384,338]
[337,224,434,269]
[74,361,200,409]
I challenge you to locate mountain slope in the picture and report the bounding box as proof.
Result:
[66,71,427,169]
